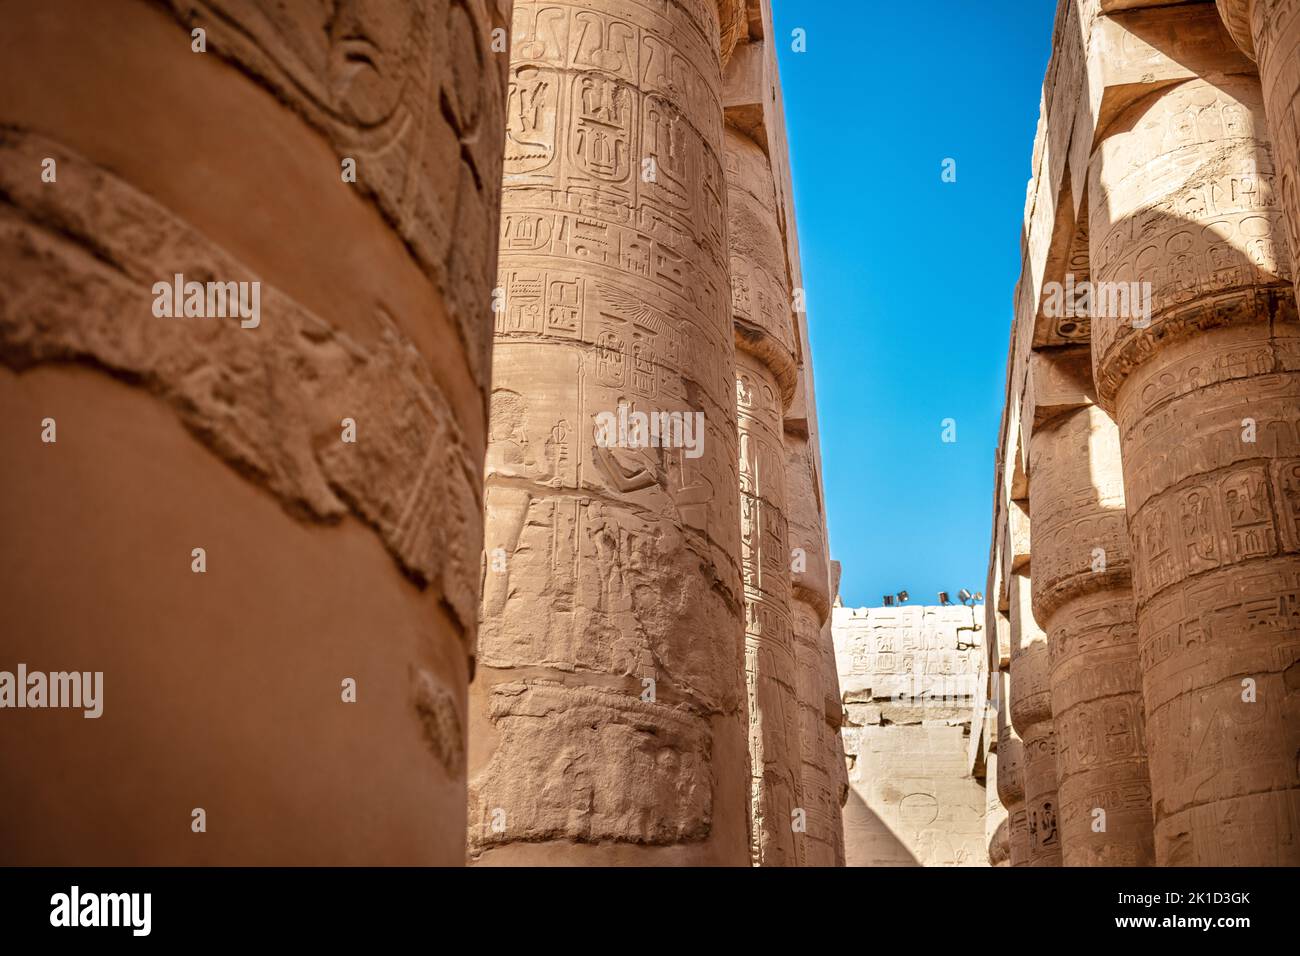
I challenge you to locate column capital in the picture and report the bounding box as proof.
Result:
[1216,0,1259,59]
[717,0,748,66]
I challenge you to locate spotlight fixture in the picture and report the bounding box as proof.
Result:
[897,590,909,603]
[882,595,895,607]
[958,588,973,606]
[973,592,984,603]
[938,591,951,606]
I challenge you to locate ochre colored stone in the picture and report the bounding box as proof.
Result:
[1030,402,1155,866]
[1009,572,1061,866]
[0,0,509,864]
[835,606,988,867]
[1217,0,1300,300]
[1090,74,1300,866]
[470,0,751,865]
[727,124,805,865]
[985,752,1011,866]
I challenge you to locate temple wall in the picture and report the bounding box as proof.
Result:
[833,605,988,867]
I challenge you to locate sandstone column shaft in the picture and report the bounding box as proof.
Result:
[994,668,1030,867]
[1090,75,1300,865]
[0,0,509,864]
[470,0,751,864]
[726,125,803,865]
[1030,403,1154,866]
[1009,572,1062,866]
[780,434,842,868]
[986,752,1010,866]
[786,432,842,866]
[820,616,850,867]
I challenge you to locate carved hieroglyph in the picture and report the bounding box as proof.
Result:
[835,606,988,867]
[1090,75,1300,866]
[738,346,800,865]
[0,0,508,864]
[470,0,751,864]
[821,616,850,866]
[1009,573,1062,866]
[995,669,1030,867]
[786,432,843,866]
[1030,403,1154,866]
[985,751,1010,866]
[1217,0,1300,300]
[727,125,803,865]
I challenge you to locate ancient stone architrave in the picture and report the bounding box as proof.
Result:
[0,0,509,864]
[1089,72,1300,866]
[1029,397,1154,866]
[1009,572,1062,866]
[1217,0,1300,299]
[727,123,803,865]
[470,0,753,865]
[834,606,988,867]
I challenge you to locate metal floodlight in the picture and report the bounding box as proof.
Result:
[958,588,973,605]
[973,592,984,603]
[897,590,909,603]
[883,595,895,607]
[938,591,951,606]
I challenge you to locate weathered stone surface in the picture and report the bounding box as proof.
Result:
[160,0,511,387]
[1218,1,1300,299]
[0,0,507,864]
[1009,573,1062,866]
[784,432,845,864]
[822,617,850,866]
[1030,399,1154,866]
[995,669,1030,867]
[738,349,801,865]
[0,129,480,621]
[470,0,752,865]
[985,752,1011,866]
[726,122,806,866]
[985,0,1300,870]
[1090,72,1300,866]
[834,606,988,867]
[469,682,714,847]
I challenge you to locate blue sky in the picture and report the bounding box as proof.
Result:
[772,1,1058,608]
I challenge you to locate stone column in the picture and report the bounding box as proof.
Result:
[727,125,803,865]
[1009,572,1062,866]
[1029,400,1155,866]
[786,430,840,866]
[995,669,1030,867]
[0,0,509,864]
[826,566,850,866]
[986,752,1010,867]
[1090,75,1300,865]
[1217,0,1300,298]
[821,617,850,867]
[470,0,752,865]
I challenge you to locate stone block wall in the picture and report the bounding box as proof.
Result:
[834,605,988,867]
